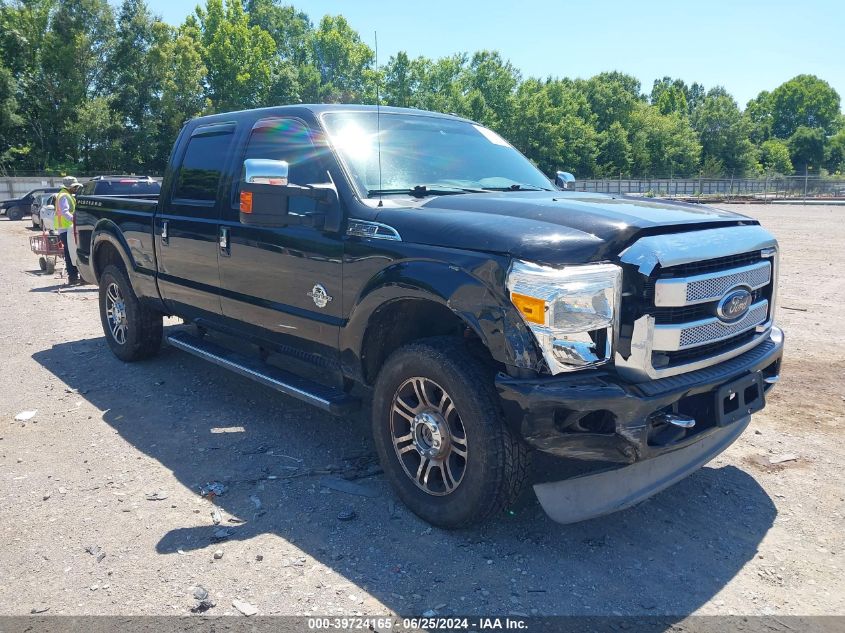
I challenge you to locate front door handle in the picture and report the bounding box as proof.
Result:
[161,220,168,245]
[219,227,230,255]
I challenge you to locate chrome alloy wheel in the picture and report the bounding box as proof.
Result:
[105,282,128,345]
[390,377,468,496]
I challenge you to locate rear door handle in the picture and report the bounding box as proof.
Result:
[219,227,230,255]
[161,220,168,245]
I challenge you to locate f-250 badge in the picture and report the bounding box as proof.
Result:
[307,284,333,308]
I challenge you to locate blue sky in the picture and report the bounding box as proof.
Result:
[139,0,845,108]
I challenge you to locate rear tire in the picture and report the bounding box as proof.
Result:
[98,264,163,361]
[372,336,528,528]
[38,256,47,272]
[7,206,23,221]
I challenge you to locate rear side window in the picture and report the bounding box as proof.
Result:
[173,126,235,202]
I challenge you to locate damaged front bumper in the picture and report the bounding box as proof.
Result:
[496,326,784,524]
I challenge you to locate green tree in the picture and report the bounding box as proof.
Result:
[506,79,563,175]
[759,139,793,174]
[629,103,701,176]
[787,125,826,173]
[197,0,281,111]
[825,130,845,174]
[245,0,315,101]
[460,50,520,129]
[382,51,414,107]
[246,0,311,64]
[311,14,374,102]
[0,0,53,170]
[596,120,632,177]
[655,85,688,116]
[507,78,598,176]
[105,0,164,170]
[152,22,208,167]
[583,72,640,131]
[770,75,841,138]
[21,0,114,169]
[651,77,700,115]
[412,54,468,115]
[67,95,122,172]
[692,90,757,175]
[745,90,774,143]
[0,62,23,173]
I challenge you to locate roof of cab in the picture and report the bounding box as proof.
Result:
[188,104,468,127]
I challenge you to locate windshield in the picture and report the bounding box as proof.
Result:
[321,112,552,198]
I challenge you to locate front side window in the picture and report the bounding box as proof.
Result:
[238,118,328,214]
[322,112,552,198]
[173,127,234,201]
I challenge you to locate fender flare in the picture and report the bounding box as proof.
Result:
[340,259,542,380]
[91,219,137,283]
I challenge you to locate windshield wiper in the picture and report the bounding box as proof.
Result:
[367,185,486,199]
[481,184,551,192]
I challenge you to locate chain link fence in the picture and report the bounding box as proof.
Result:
[575,176,845,200]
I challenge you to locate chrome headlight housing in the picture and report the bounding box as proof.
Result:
[506,260,622,374]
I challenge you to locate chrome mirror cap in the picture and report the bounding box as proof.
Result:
[243,158,289,185]
[555,171,575,190]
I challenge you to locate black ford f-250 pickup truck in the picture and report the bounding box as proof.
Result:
[75,104,783,528]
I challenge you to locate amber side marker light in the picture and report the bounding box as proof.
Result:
[240,191,253,213]
[511,292,546,325]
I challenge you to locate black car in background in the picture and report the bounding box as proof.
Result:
[1,187,60,221]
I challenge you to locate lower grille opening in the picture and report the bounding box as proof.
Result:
[653,330,757,368]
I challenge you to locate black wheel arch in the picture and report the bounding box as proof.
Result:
[341,259,543,385]
[90,221,164,311]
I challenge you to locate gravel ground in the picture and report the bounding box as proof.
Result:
[0,204,842,617]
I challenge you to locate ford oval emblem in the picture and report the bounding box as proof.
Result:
[717,287,752,322]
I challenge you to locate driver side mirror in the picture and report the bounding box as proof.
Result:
[555,171,576,190]
[239,159,291,226]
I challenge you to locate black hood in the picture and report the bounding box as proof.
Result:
[373,191,754,265]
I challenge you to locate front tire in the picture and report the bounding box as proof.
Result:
[372,337,528,528]
[98,264,163,361]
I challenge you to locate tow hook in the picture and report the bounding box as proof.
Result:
[652,412,696,429]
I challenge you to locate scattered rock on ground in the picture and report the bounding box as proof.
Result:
[232,599,258,616]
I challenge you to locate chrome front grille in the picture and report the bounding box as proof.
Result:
[657,301,769,350]
[615,225,779,382]
[655,260,772,306]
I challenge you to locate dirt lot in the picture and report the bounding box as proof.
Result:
[0,204,842,618]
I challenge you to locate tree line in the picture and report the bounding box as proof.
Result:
[1,0,844,179]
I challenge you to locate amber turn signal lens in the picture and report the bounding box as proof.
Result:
[240,191,253,213]
[511,292,546,325]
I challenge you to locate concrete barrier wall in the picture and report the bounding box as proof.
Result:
[0,176,67,200]
[2,175,164,202]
